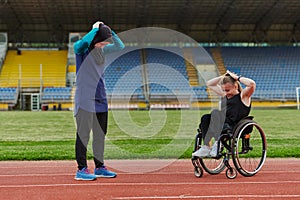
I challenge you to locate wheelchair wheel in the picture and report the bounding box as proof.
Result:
[199,156,226,175]
[232,120,267,177]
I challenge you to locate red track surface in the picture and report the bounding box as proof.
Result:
[0,158,299,200]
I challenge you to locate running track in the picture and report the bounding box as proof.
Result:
[0,158,299,200]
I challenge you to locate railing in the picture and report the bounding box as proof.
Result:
[0,77,66,88]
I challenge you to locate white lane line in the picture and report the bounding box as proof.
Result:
[0,172,191,177]
[0,180,299,188]
[0,170,299,177]
[0,174,72,177]
[113,194,300,199]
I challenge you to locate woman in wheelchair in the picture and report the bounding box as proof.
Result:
[192,70,256,158]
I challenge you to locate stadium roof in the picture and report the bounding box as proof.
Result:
[1,0,300,44]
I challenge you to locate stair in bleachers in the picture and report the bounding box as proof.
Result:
[183,48,199,86]
[66,64,76,86]
[0,49,68,88]
[210,47,226,74]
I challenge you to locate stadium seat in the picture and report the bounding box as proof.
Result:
[0,50,68,88]
[104,48,144,99]
[145,48,192,99]
[0,87,18,104]
[41,87,72,102]
[222,47,300,100]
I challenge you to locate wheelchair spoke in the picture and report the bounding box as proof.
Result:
[200,157,226,175]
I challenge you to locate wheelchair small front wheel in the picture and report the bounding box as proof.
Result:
[194,166,203,178]
[226,168,237,179]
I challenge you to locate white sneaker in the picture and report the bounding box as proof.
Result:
[210,141,219,157]
[192,145,211,157]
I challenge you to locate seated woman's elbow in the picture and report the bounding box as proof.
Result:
[252,82,256,91]
[206,81,213,88]
[249,81,256,92]
[251,80,256,88]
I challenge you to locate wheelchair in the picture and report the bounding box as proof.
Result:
[191,116,267,179]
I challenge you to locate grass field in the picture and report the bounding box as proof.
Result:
[0,109,299,160]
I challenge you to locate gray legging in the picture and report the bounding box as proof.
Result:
[199,109,228,146]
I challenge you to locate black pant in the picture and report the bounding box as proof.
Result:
[75,109,108,170]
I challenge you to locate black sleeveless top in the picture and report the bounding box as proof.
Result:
[221,93,251,127]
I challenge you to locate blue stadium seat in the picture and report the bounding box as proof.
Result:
[145,48,191,98]
[222,47,300,99]
[104,48,144,98]
[41,87,72,102]
[0,87,18,103]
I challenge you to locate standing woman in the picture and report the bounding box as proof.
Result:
[74,21,125,180]
[192,70,256,157]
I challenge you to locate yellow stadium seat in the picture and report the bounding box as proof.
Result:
[0,50,68,88]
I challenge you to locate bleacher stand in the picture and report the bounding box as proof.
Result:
[2,35,299,110]
[192,86,208,100]
[104,48,144,100]
[0,87,18,110]
[41,87,72,102]
[222,47,300,100]
[145,48,192,100]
